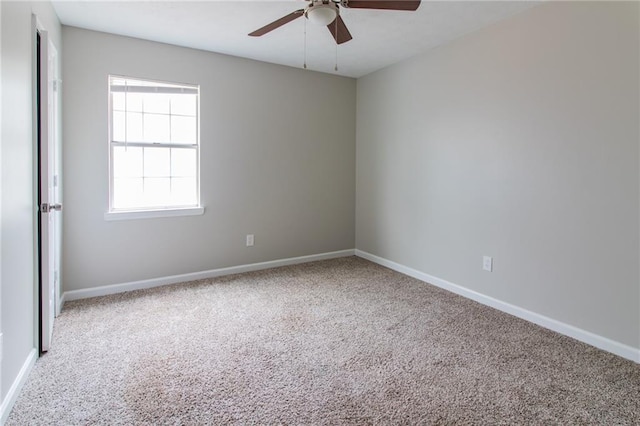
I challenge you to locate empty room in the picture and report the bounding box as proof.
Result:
[1,0,639,423]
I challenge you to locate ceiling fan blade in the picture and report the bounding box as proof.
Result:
[344,0,421,11]
[327,15,353,44]
[248,9,305,37]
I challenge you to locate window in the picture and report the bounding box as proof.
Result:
[107,76,201,218]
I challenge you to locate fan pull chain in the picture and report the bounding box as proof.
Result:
[334,18,338,72]
[303,17,308,69]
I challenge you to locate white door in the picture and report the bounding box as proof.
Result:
[49,39,62,319]
[37,27,61,353]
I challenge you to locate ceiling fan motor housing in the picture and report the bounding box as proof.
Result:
[305,1,339,26]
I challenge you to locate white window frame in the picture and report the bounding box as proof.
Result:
[105,75,204,221]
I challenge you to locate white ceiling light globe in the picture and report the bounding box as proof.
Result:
[306,5,337,26]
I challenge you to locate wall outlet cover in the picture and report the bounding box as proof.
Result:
[483,256,493,272]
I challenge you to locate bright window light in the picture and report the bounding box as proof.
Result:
[108,76,200,212]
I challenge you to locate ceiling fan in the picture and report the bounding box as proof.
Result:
[249,0,422,45]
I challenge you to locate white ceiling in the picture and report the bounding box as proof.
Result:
[52,0,540,78]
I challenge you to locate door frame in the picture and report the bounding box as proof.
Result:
[0,0,3,391]
[33,14,46,355]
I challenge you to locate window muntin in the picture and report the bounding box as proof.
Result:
[109,76,199,212]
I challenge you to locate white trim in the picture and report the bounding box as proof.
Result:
[104,206,204,221]
[0,0,3,398]
[57,292,66,316]
[0,348,37,424]
[110,85,198,95]
[63,249,355,302]
[355,250,640,364]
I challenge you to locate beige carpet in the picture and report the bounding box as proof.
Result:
[7,257,640,424]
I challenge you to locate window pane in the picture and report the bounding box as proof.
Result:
[171,148,196,177]
[113,111,125,142]
[171,94,196,116]
[112,93,125,111]
[144,178,171,207]
[110,75,200,212]
[126,92,143,112]
[171,116,196,144]
[171,177,197,206]
[126,112,143,142]
[144,93,170,114]
[113,177,144,209]
[113,146,143,178]
[143,113,170,143]
[143,147,170,177]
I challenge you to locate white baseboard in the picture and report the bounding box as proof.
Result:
[63,249,356,302]
[355,250,640,364]
[0,348,37,425]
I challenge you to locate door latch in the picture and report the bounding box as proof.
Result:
[41,203,62,213]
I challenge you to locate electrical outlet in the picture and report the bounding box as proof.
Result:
[246,234,254,247]
[483,256,493,272]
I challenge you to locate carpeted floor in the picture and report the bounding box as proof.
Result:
[7,257,640,424]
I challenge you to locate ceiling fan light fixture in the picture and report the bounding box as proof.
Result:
[306,4,338,26]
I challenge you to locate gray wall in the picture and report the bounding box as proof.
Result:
[356,1,640,349]
[1,0,61,402]
[62,27,356,292]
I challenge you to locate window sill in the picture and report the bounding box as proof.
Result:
[104,206,205,221]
